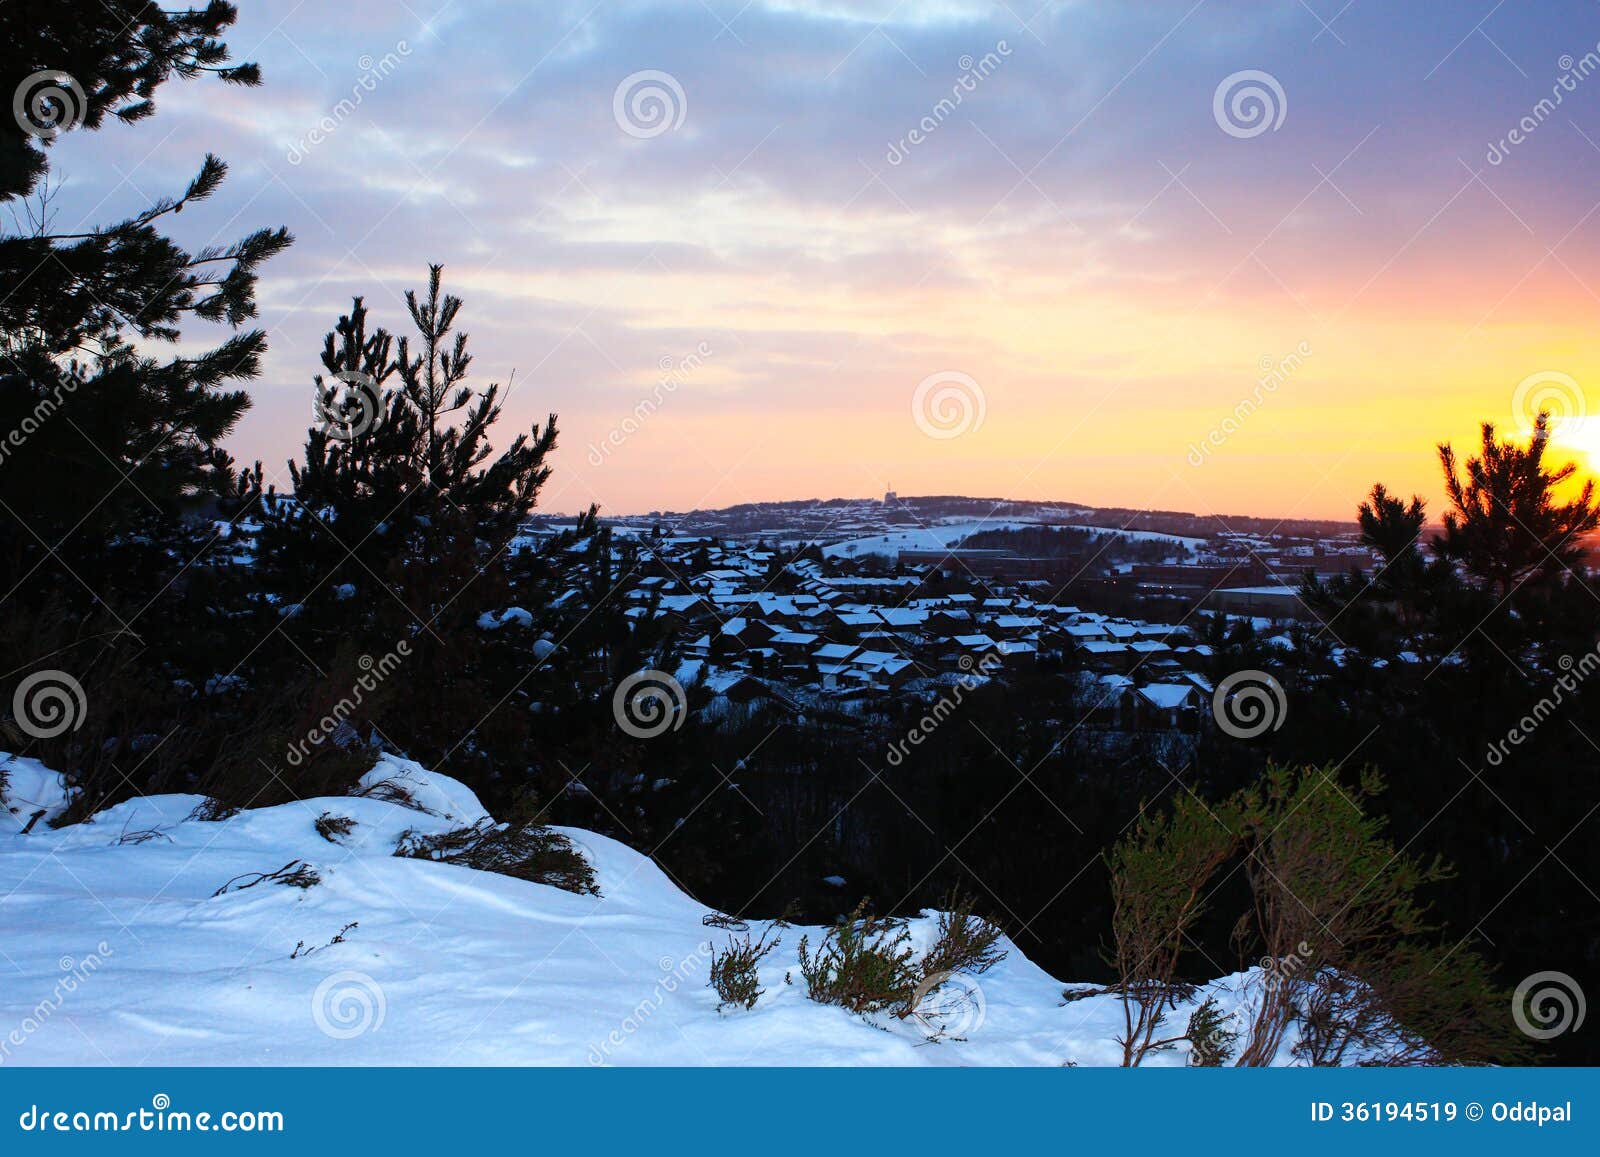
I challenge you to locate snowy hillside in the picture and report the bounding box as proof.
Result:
[1,754,1268,1066]
[821,520,1202,560]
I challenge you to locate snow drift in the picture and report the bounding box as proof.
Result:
[1,753,1268,1066]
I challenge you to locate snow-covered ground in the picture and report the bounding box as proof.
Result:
[1,754,1265,1066]
[821,521,1201,560]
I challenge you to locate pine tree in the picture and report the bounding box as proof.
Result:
[251,270,576,795]
[0,1,288,809]
[1,2,289,582]
[1436,412,1600,601]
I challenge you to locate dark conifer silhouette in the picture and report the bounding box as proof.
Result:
[1436,412,1600,601]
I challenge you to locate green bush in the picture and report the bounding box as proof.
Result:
[798,900,919,1014]
[314,812,356,842]
[920,889,1006,978]
[709,925,781,1011]
[1185,996,1238,1067]
[397,819,597,896]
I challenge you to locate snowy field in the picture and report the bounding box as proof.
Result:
[821,521,1202,560]
[1,755,1267,1066]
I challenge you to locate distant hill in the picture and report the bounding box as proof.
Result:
[610,495,1355,542]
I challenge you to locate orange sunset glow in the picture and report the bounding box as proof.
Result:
[42,1,1600,520]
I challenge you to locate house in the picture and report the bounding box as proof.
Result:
[1083,673,1135,728]
[1135,682,1201,730]
[812,642,859,665]
[1078,639,1134,672]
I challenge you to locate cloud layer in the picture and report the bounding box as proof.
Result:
[45,0,1600,518]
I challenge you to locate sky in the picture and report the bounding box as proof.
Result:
[42,0,1600,519]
